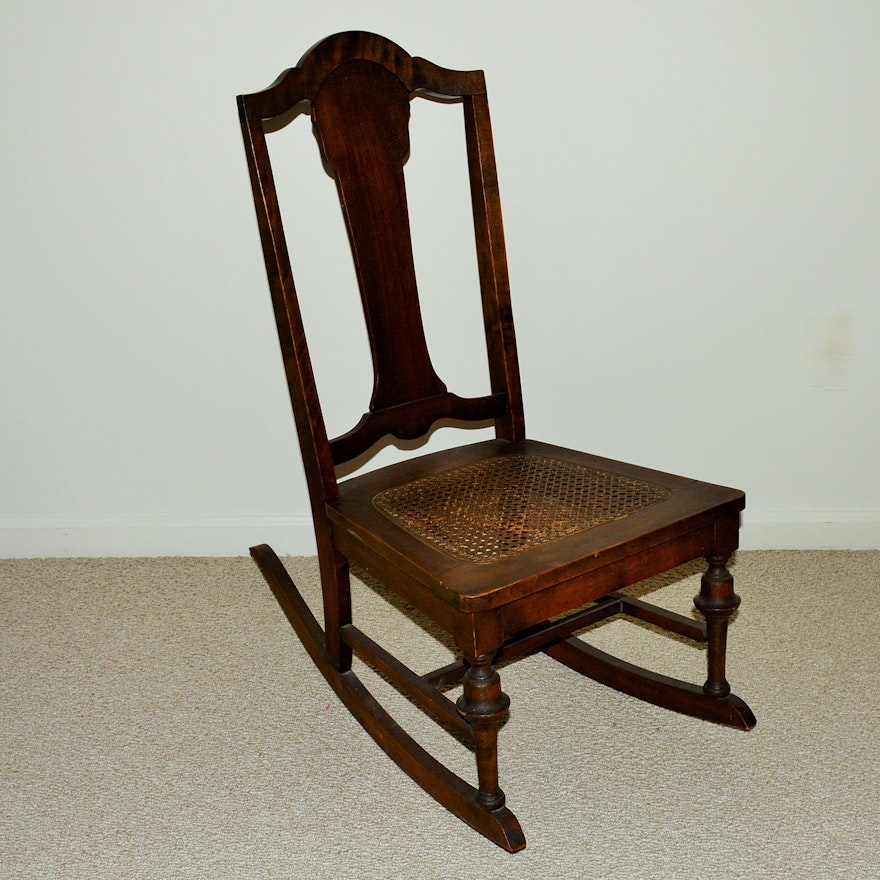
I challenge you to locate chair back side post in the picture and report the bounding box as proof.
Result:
[462,91,525,444]
[238,105,339,565]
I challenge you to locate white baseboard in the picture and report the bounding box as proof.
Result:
[0,515,317,558]
[739,510,879,550]
[0,510,876,558]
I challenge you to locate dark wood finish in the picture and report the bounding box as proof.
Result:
[238,31,754,852]
[695,554,741,698]
[545,637,757,729]
[341,623,474,743]
[251,543,526,852]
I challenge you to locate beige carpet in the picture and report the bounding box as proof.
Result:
[2,551,878,879]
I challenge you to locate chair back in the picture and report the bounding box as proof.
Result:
[238,32,525,509]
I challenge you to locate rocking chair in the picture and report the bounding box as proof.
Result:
[237,31,755,852]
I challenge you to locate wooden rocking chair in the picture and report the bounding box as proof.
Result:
[237,31,755,852]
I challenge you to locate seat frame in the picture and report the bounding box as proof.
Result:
[238,31,755,852]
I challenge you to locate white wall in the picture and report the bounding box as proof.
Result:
[2,1,877,556]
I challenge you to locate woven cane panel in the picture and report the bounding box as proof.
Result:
[373,454,670,563]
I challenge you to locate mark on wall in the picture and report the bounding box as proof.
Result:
[806,311,856,390]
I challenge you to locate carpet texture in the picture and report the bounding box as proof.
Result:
[2,551,878,879]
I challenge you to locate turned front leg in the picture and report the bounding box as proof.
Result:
[694,554,741,698]
[456,654,510,811]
